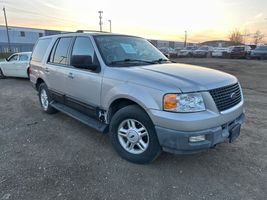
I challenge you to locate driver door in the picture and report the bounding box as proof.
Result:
[1,54,19,76]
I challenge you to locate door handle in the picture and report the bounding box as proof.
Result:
[68,72,74,79]
[44,67,49,73]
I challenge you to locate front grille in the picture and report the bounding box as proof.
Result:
[209,83,242,112]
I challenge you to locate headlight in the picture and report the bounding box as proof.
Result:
[163,93,206,112]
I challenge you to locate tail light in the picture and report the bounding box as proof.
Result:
[29,65,32,74]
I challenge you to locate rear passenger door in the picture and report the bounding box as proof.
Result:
[17,53,30,77]
[65,36,102,118]
[45,37,73,101]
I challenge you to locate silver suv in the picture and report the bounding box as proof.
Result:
[30,32,245,164]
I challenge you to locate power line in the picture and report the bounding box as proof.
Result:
[5,6,79,24]
[0,6,93,32]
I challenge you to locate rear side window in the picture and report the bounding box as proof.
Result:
[32,38,52,62]
[49,37,72,65]
[19,54,29,61]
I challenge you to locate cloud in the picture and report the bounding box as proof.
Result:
[254,13,263,19]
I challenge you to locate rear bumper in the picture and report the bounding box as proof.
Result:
[155,113,245,154]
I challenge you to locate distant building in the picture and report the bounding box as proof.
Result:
[148,39,186,49]
[0,25,62,53]
[201,40,238,47]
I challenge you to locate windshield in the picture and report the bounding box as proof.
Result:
[198,47,209,51]
[94,35,167,66]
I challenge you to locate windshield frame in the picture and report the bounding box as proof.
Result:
[93,34,168,67]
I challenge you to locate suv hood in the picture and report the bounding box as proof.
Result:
[110,63,237,93]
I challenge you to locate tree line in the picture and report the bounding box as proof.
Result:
[228,29,265,45]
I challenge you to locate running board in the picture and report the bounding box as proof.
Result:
[50,102,108,133]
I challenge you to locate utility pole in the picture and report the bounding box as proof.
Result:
[98,11,103,32]
[108,20,112,32]
[184,31,187,47]
[3,7,11,52]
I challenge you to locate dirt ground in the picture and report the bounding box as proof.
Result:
[0,58,266,200]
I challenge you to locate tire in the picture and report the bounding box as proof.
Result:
[109,105,161,164]
[38,83,57,114]
[0,68,6,79]
[27,68,30,79]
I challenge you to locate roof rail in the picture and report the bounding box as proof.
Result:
[76,30,110,33]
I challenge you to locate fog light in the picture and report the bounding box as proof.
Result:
[189,135,206,142]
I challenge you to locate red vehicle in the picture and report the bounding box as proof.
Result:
[230,46,251,59]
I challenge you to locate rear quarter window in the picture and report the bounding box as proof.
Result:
[32,38,52,62]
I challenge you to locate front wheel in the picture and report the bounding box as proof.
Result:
[109,105,161,164]
[0,68,6,79]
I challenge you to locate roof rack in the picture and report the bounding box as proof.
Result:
[76,30,110,33]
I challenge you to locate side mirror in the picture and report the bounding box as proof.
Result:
[71,55,97,71]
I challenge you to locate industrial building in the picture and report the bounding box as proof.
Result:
[0,25,61,53]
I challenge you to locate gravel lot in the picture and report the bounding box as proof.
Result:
[0,58,266,200]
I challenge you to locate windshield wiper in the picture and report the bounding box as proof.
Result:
[110,59,156,65]
[152,58,170,63]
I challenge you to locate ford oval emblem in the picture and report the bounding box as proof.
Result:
[230,92,237,99]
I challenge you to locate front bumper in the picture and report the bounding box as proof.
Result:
[155,113,245,154]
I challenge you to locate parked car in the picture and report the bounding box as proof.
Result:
[248,45,257,50]
[174,47,183,55]
[178,46,198,57]
[248,45,267,60]
[193,46,213,58]
[158,47,177,58]
[0,52,32,79]
[230,46,251,59]
[212,47,228,58]
[30,32,245,164]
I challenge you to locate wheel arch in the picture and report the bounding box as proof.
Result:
[108,98,148,123]
[36,78,45,91]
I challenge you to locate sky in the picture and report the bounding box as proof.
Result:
[0,0,266,42]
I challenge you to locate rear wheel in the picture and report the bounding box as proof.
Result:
[38,83,57,114]
[0,68,5,79]
[109,105,161,164]
[27,68,30,79]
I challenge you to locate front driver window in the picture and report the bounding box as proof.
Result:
[71,37,99,69]
[8,54,18,62]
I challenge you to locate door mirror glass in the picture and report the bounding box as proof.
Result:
[71,55,97,70]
